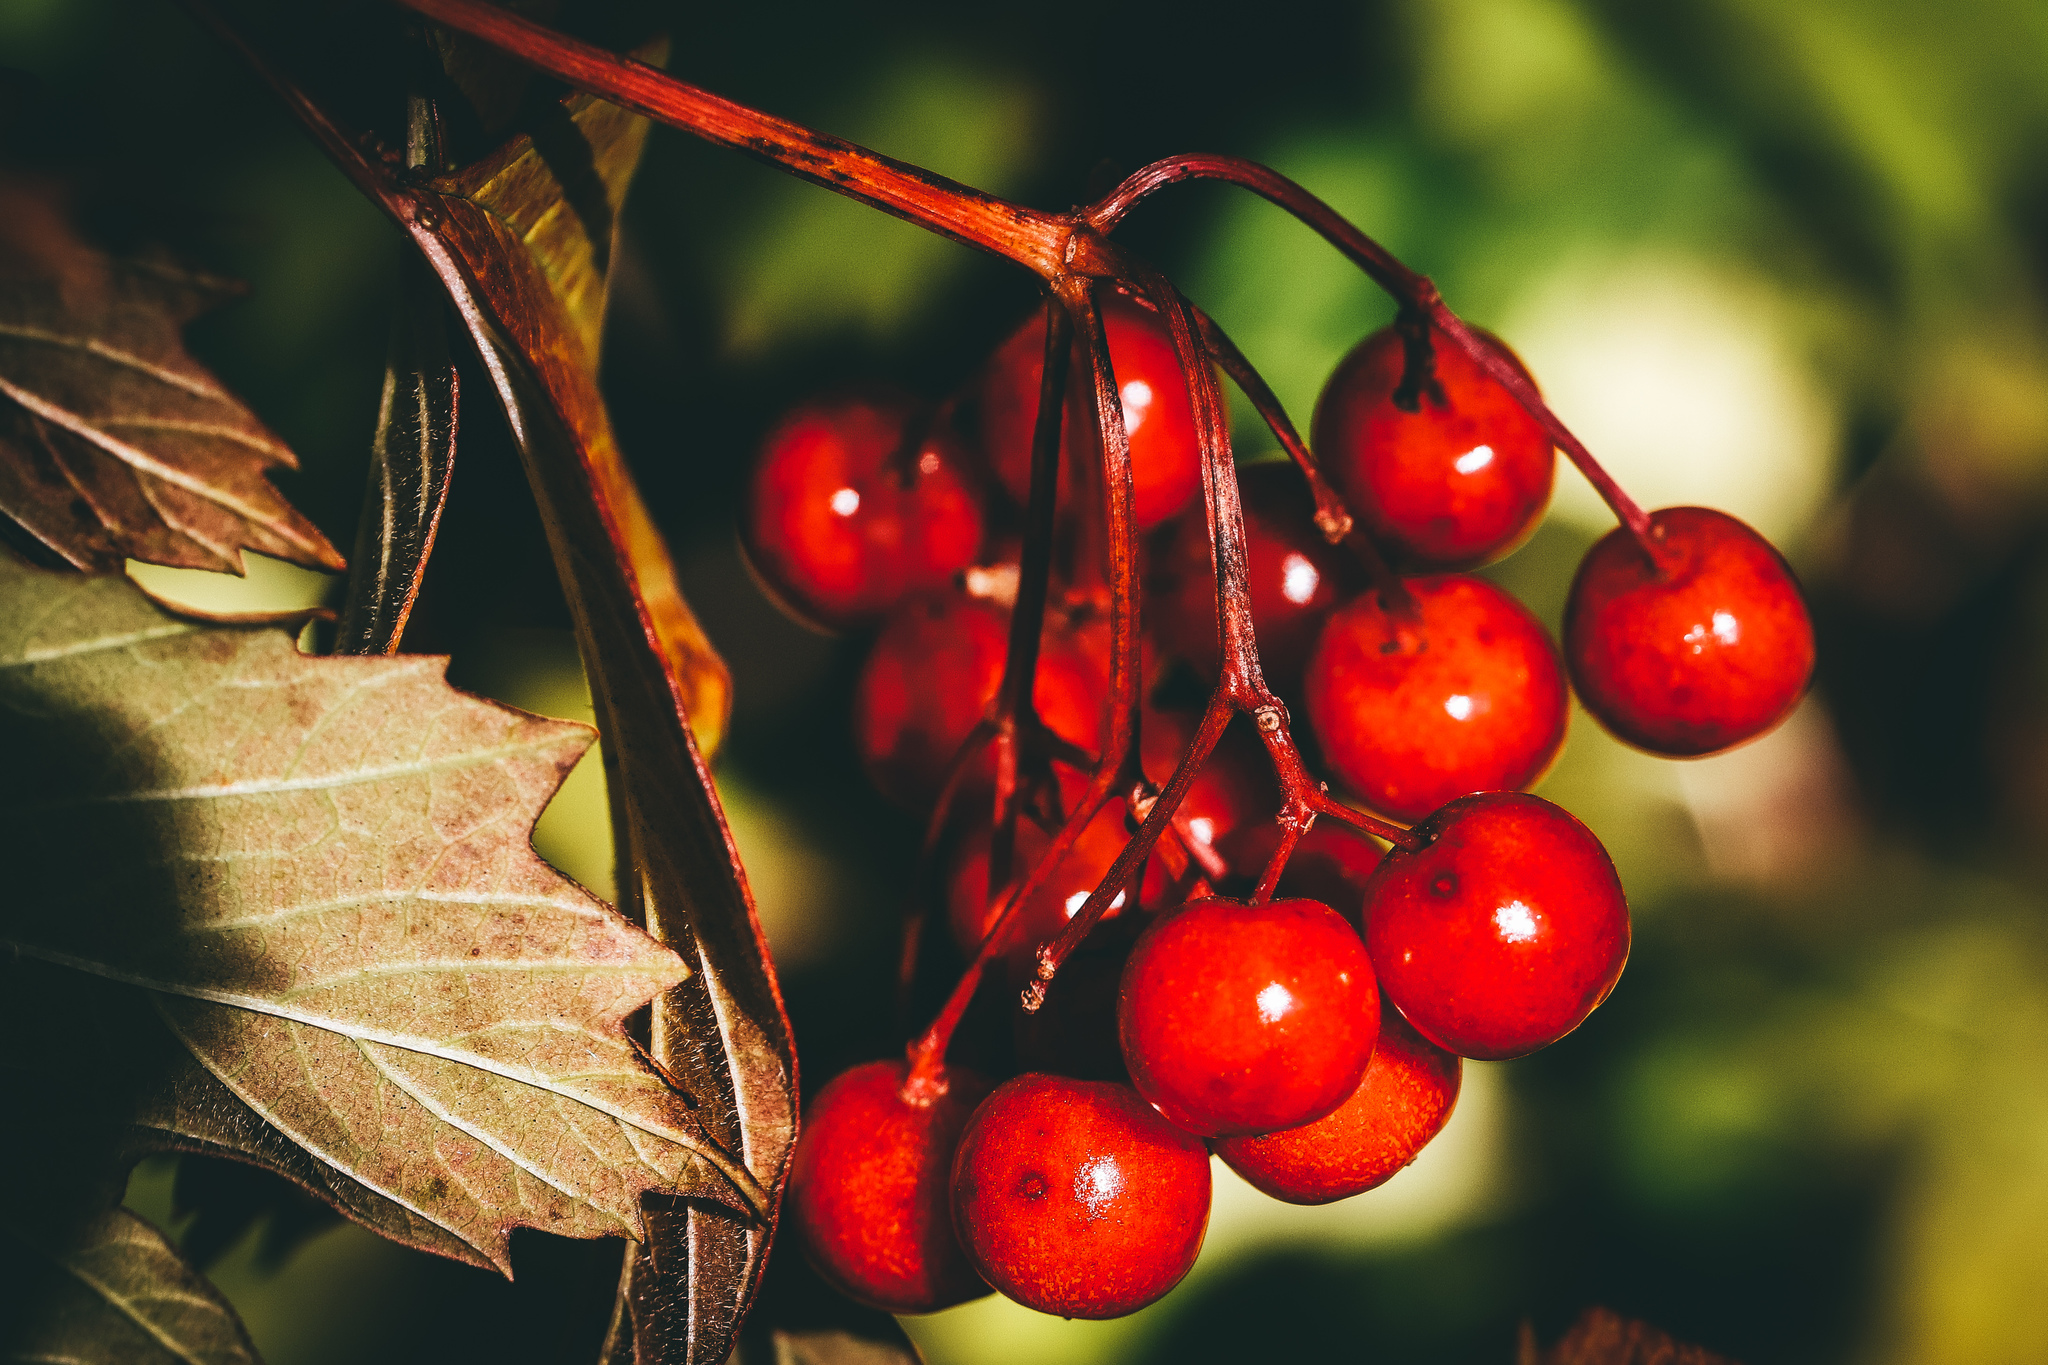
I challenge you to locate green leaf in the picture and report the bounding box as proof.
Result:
[0,554,763,1273]
[0,178,344,576]
[0,1206,261,1365]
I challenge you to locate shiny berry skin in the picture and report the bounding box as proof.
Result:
[788,1060,994,1314]
[980,292,1207,532]
[1215,1003,1460,1205]
[1564,506,1816,756]
[1304,575,1568,822]
[1119,896,1379,1138]
[744,393,984,631]
[1364,792,1629,1061]
[855,591,1103,809]
[1313,325,1553,568]
[1149,462,1358,690]
[951,1073,1211,1318]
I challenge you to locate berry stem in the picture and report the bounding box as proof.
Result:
[1087,154,1661,562]
[1029,277,1420,1003]
[1193,305,1419,619]
[386,0,1076,278]
[1248,817,1308,905]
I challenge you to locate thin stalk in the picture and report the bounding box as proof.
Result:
[389,0,1074,277]
[1088,154,1659,562]
[1192,304,1418,618]
[984,303,1074,907]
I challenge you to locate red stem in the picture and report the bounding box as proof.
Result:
[1192,305,1418,617]
[388,0,1076,277]
[1088,154,1660,561]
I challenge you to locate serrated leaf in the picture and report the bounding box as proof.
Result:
[0,179,344,576]
[0,1206,262,1365]
[0,555,764,1273]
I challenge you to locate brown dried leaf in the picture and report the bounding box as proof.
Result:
[0,554,763,1273]
[195,16,794,1359]
[0,1206,262,1365]
[401,48,791,1365]
[0,179,344,575]
[333,254,458,655]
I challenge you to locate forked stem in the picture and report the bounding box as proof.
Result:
[1088,154,1660,563]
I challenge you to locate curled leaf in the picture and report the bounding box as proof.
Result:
[0,178,343,575]
[0,1206,261,1365]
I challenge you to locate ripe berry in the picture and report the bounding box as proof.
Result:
[979,291,1208,532]
[1149,462,1358,691]
[855,591,1104,809]
[1119,896,1379,1137]
[1364,792,1628,1060]
[744,392,985,631]
[1564,506,1815,756]
[1313,324,1553,568]
[1214,1003,1460,1205]
[787,1060,994,1314]
[1304,575,1568,822]
[951,1073,1211,1318]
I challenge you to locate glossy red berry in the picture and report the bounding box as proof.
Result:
[744,392,985,631]
[1215,1003,1460,1205]
[788,1060,995,1314]
[855,591,1103,808]
[979,291,1208,532]
[1364,792,1628,1061]
[1149,462,1358,690]
[1119,896,1379,1137]
[1313,324,1553,568]
[1564,506,1816,756]
[951,1073,1211,1318]
[1304,575,1568,822]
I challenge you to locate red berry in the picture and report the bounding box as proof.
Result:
[1149,462,1358,690]
[1214,1003,1460,1205]
[1304,575,1568,822]
[855,591,1103,808]
[1564,506,1815,756]
[1313,324,1553,568]
[1119,896,1379,1137]
[951,1073,1211,1318]
[744,392,985,631]
[979,292,1208,532]
[1364,792,1628,1061]
[788,1060,994,1314]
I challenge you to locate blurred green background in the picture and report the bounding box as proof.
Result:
[9,0,2048,1360]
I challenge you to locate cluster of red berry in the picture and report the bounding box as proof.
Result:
[745,290,1815,1321]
